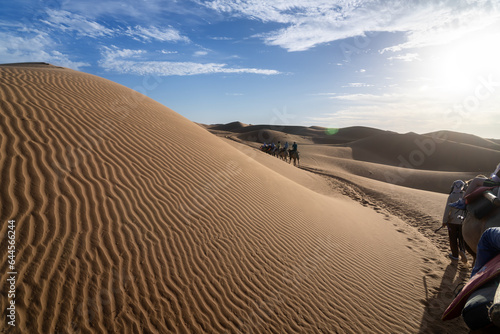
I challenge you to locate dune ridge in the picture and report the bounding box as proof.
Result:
[0,64,467,333]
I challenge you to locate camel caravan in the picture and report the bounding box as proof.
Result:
[260,141,300,166]
[442,163,500,331]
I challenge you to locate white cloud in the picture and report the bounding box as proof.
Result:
[382,4,500,52]
[343,83,373,88]
[329,93,401,102]
[193,51,208,56]
[103,47,146,59]
[210,36,233,40]
[160,50,178,54]
[99,46,280,76]
[387,53,420,62]
[42,9,114,37]
[200,0,500,53]
[125,25,190,43]
[0,31,89,69]
[60,0,208,22]
[41,10,190,44]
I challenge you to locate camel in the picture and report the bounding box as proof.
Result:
[277,149,288,161]
[460,187,500,328]
[289,150,299,166]
[462,187,500,259]
[462,165,500,255]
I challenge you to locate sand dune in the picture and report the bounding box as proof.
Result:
[213,123,500,191]
[212,123,392,146]
[0,63,469,333]
[347,132,500,173]
[424,130,500,151]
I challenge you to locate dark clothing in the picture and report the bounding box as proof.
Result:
[471,227,500,277]
[447,224,465,259]
[443,189,465,258]
[483,179,500,187]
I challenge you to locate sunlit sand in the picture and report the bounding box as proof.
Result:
[4,63,500,332]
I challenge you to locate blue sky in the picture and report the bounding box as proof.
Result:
[1,0,500,138]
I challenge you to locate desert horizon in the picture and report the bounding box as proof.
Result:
[3,62,499,332]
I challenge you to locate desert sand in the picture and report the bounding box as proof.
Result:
[2,63,499,333]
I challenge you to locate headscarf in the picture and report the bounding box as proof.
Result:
[451,180,465,194]
[491,163,500,183]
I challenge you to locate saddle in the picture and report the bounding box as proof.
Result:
[465,186,498,205]
[468,186,500,219]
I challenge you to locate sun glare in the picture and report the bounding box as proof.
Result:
[429,32,500,96]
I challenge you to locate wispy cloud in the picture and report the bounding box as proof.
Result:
[0,31,89,69]
[343,83,373,88]
[200,0,500,52]
[382,4,500,52]
[329,93,401,102]
[125,25,190,43]
[193,50,208,57]
[387,53,420,62]
[41,10,190,44]
[59,0,210,22]
[42,9,114,37]
[160,50,178,54]
[210,36,233,40]
[99,46,280,76]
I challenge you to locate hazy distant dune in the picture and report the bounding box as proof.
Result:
[424,130,500,152]
[347,131,500,173]
[235,129,314,145]
[211,124,393,146]
[212,121,500,175]
[208,121,248,132]
[316,126,393,144]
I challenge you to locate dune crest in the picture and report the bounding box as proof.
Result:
[0,64,467,333]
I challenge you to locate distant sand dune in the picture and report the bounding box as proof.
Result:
[1,64,467,333]
[347,131,500,173]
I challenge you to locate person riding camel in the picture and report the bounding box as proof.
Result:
[284,141,289,151]
[291,142,298,152]
[274,141,281,155]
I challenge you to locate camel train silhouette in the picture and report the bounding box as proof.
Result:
[260,143,300,166]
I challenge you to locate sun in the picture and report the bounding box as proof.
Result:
[428,31,500,96]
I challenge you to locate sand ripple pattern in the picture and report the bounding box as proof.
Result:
[1,65,429,333]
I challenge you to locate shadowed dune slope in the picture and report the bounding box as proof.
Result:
[424,130,500,152]
[207,121,248,132]
[1,64,463,333]
[209,122,500,193]
[312,126,393,144]
[347,132,500,172]
[213,120,500,175]
[235,129,314,145]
